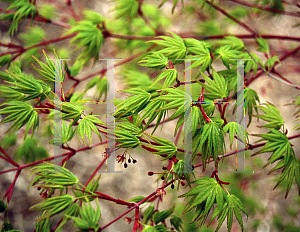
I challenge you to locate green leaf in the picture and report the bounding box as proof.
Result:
[223,122,248,149]
[256,37,269,53]
[244,53,263,76]
[215,45,241,69]
[50,120,76,146]
[0,55,12,68]
[217,36,244,51]
[114,0,139,19]
[5,0,37,35]
[148,32,187,63]
[67,199,100,231]
[16,137,48,163]
[144,205,155,224]
[29,163,79,189]
[253,102,284,129]
[61,103,83,124]
[155,88,191,120]
[0,101,39,137]
[153,205,175,224]
[83,10,104,24]
[77,115,105,146]
[199,122,225,171]
[67,20,104,63]
[198,70,228,100]
[139,52,168,69]
[243,88,260,127]
[143,225,159,232]
[30,195,74,220]
[170,215,183,231]
[0,200,6,213]
[115,88,151,118]
[265,55,280,71]
[126,196,145,203]
[19,26,45,46]
[151,69,178,88]
[143,134,177,159]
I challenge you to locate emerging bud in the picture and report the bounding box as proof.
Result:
[148,171,154,176]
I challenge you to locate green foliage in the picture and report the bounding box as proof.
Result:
[144,205,155,224]
[148,32,187,64]
[68,18,105,63]
[0,133,17,148]
[114,0,139,19]
[223,122,248,149]
[215,45,241,69]
[0,101,39,137]
[151,69,178,88]
[67,200,101,231]
[243,88,260,127]
[0,55,12,68]
[179,177,247,231]
[30,194,74,220]
[199,122,225,171]
[139,52,169,69]
[170,215,183,231]
[253,103,284,129]
[29,163,79,189]
[77,115,105,146]
[50,120,76,146]
[114,121,142,148]
[115,88,151,118]
[143,134,177,159]
[1,0,37,35]
[16,136,48,163]
[153,205,175,224]
[198,70,228,100]
[0,200,6,213]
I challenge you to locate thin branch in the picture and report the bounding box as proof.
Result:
[205,0,256,34]
[229,0,300,18]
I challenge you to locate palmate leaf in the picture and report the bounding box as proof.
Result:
[67,20,104,63]
[50,120,76,146]
[31,50,63,83]
[214,194,248,232]
[170,215,183,231]
[113,122,141,148]
[178,177,246,231]
[150,69,178,88]
[198,70,228,100]
[217,36,245,51]
[29,163,79,188]
[123,70,162,93]
[138,52,168,69]
[252,129,292,167]
[270,156,300,199]
[243,88,260,127]
[148,32,187,64]
[253,102,284,129]
[68,200,101,231]
[4,72,51,102]
[199,121,225,171]
[77,115,105,146]
[0,101,39,137]
[30,195,74,220]
[155,88,191,120]
[184,38,212,72]
[143,134,177,159]
[223,122,249,149]
[61,103,83,124]
[214,45,241,69]
[244,52,263,76]
[137,98,167,133]
[115,88,151,118]
[4,0,37,35]
[153,205,175,224]
[114,0,139,19]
